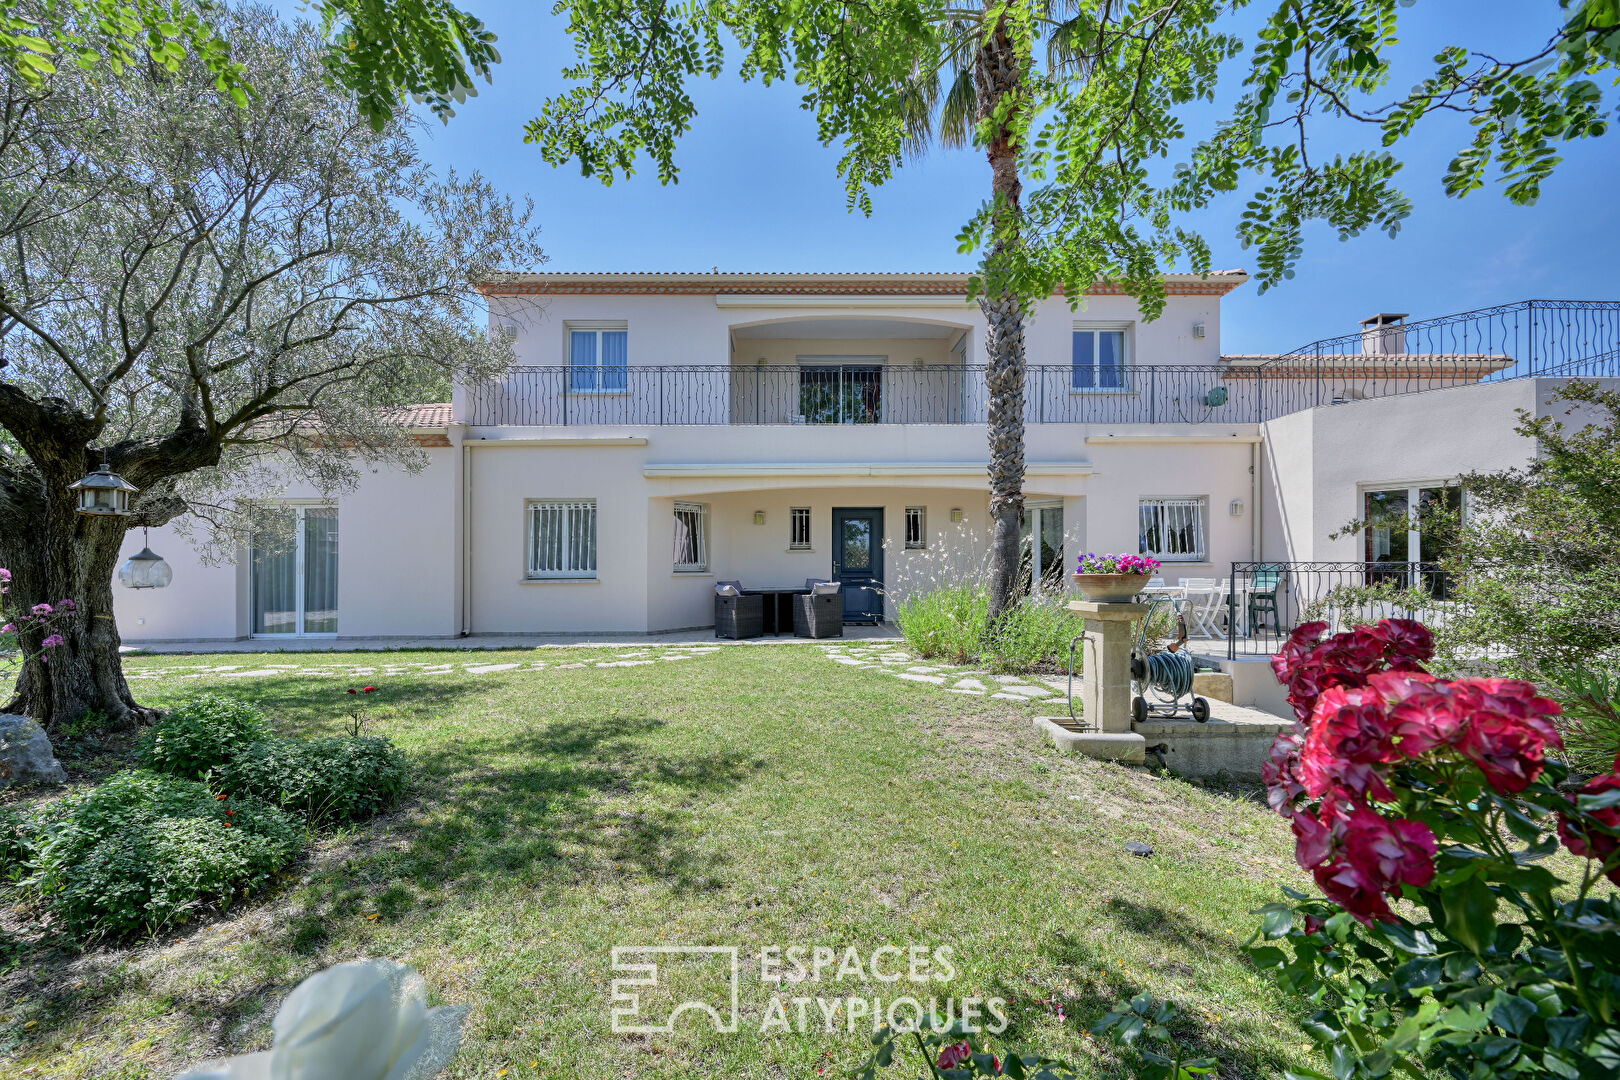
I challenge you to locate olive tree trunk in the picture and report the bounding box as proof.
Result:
[1,504,145,730]
[975,18,1028,623]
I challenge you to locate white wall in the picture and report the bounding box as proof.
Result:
[113,446,460,642]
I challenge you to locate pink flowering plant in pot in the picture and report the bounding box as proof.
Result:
[1251,618,1620,1080]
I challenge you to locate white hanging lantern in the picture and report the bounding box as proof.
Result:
[119,529,173,589]
[69,462,138,517]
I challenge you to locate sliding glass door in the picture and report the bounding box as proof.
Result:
[799,364,883,424]
[252,506,339,636]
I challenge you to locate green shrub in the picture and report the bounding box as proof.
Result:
[985,594,1086,674]
[135,694,270,779]
[896,582,989,664]
[214,736,407,823]
[26,770,299,940]
[1544,664,1620,773]
[0,804,36,881]
[898,584,1084,673]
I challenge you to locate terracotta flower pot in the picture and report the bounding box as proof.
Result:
[1072,573,1148,604]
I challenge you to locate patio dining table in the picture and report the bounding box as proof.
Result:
[741,586,812,636]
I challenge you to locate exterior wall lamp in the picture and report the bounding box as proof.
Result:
[950,508,965,522]
[753,511,766,525]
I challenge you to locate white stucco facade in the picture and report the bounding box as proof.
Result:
[110,272,1585,644]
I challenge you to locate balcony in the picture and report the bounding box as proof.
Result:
[462,360,1523,427]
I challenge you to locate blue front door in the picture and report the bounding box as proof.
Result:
[832,507,884,623]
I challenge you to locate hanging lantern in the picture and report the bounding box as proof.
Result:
[119,529,172,590]
[69,462,138,517]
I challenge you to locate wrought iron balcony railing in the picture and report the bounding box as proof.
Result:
[464,300,1620,427]
[463,360,1516,427]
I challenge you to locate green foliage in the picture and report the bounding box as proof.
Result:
[1441,382,1620,681]
[896,582,991,665]
[0,0,498,129]
[1091,994,1218,1080]
[1545,665,1620,774]
[0,803,35,881]
[536,1,1618,302]
[215,736,408,824]
[897,584,1082,673]
[135,694,269,780]
[23,770,299,940]
[858,1013,1083,1080]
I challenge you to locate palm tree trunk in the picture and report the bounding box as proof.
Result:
[975,18,1028,622]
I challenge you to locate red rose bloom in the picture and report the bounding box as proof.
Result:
[1313,858,1396,924]
[1291,805,1336,870]
[1341,803,1437,890]
[1457,712,1549,794]
[1299,686,1397,801]
[936,1041,971,1070]
[1262,728,1307,814]
[1557,766,1620,886]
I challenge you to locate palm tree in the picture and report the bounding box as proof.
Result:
[898,4,1076,622]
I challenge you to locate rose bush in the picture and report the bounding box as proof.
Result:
[1252,619,1620,1080]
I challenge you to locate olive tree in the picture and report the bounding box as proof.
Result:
[0,3,542,728]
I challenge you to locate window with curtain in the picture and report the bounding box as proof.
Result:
[528,500,597,579]
[1139,497,1207,562]
[789,507,811,549]
[673,502,708,572]
[904,507,927,549]
[1072,327,1128,390]
[569,324,628,391]
[251,505,338,635]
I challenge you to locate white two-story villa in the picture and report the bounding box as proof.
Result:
[111,272,1619,685]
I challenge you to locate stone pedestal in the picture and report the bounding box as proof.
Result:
[1070,600,1147,734]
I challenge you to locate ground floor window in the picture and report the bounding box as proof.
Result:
[1019,502,1065,593]
[673,501,709,572]
[251,505,338,635]
[529,499,597,579]
[1139,497,1207,562]
[789,506,812,549]
[904,506,927,549]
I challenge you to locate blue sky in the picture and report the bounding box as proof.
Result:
[323,1,1620,353]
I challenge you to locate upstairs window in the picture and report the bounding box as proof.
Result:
[789,507,812,550]
[674,501,709,572]
[1139,497,1206,562]
[1073,327,1127,390]
[529,500,597,579]
[569,323,628,391]
[904,507,927,549]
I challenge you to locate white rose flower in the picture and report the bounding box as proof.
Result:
[177,959,467,1080]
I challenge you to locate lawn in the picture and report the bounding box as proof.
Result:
[0,642,1316,1079]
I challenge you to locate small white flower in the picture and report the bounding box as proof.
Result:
[177,960,467,1080]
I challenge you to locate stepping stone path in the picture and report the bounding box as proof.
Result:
[812,642,1064,709]
[73,639,1071,716]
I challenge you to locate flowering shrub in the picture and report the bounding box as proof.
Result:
[1077,552,1160,575]
[1252,619,1620,1079]
[0,567,76,664]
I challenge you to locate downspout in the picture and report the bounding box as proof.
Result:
[1249,439,1261,561]
[461,438,473,636]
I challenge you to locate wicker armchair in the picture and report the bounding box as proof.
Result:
[794,580,843,638]
[714,582,764,639]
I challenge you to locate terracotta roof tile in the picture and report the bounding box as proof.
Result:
[384,403,453,428]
